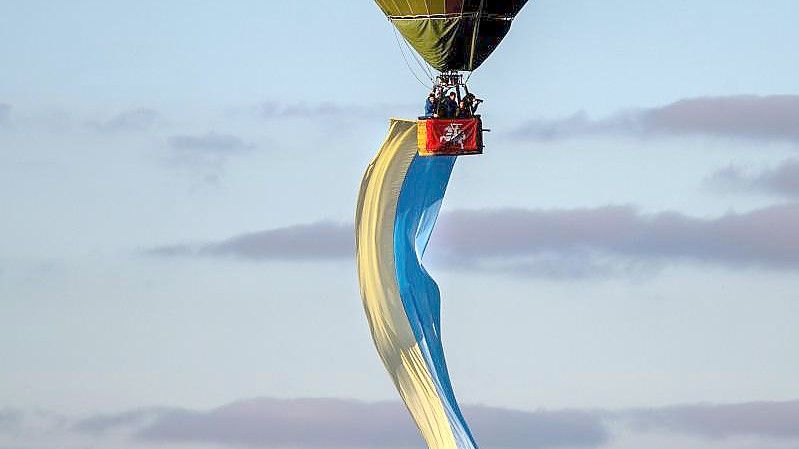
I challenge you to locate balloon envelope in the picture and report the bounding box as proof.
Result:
[375,0,528,72]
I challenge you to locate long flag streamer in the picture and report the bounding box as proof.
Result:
[355,119,478,449]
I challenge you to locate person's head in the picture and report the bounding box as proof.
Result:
[459,100,466,107]
[449,92,456,100]
[428,93,436,101]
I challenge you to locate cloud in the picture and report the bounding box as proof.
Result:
[257,101,414,120]
[149,204,799,277]
[0,408,68,436]
[168,132,253,153]
[165,132,255,172]
[515,95,799,144]
[73,407,175,434]
[623,400,799,440]
[709,159,799,199]
[435,204,799,271]
[0,103,10,125]
[465,405,607,449]
[75,398,607,449]
[88,108,161,132]
[0,408,23,432]
[148,221,352,260]
[67,398,799,449]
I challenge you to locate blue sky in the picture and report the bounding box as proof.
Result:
[1,1,798,449]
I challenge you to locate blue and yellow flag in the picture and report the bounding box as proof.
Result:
[356,119,477,449]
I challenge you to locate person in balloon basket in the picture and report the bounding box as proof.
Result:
[424,93,438,118]
[456,99,473,119]
[441,91,458,118]
[463,92,483,114]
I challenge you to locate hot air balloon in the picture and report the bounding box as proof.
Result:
[356,3,529,449]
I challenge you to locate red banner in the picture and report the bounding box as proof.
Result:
[419,117,482,156]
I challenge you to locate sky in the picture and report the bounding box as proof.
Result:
[1,1,798,449]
